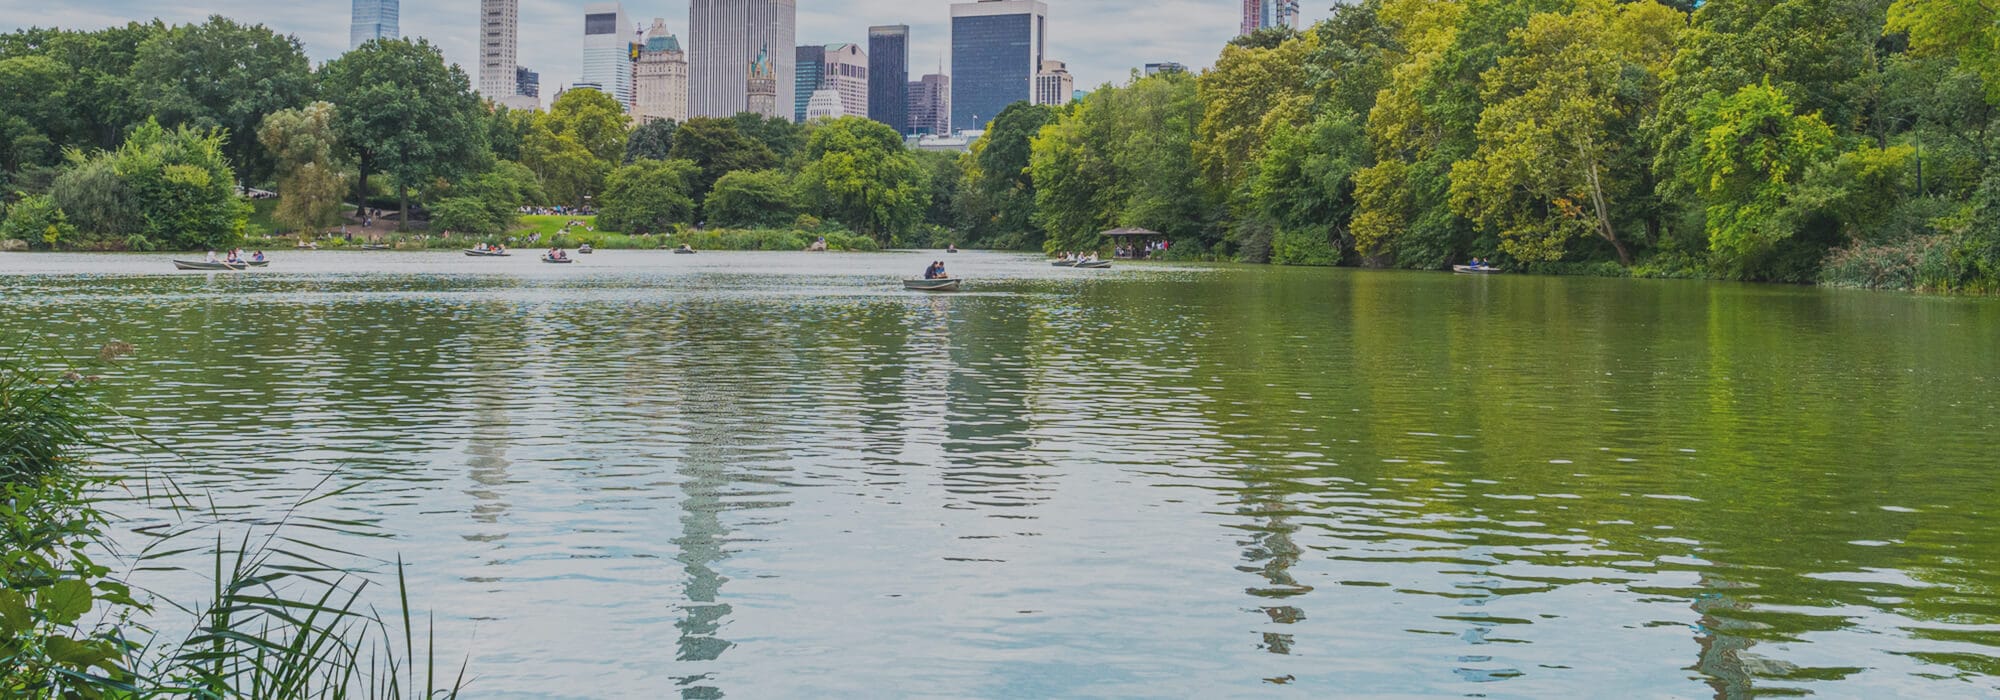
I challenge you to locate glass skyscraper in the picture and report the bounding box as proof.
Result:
[350,0,399,50]
[868,25,909,134]
[793,45,825,123]
[949,0,1046,133]
[582,2,634,111]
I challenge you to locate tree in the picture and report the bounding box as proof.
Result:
[58,119,247,251]
[597,159,699,234]
[429,161,541,236]
[0,194,73,249]
[131,16,313,184]
[626,118,678,163]
[962,102,1056,248]
[320,38,488,228]
[796,117,928,242]
[667,117,776,203]
[1890,0,2000,103]
[1448,0,1683,266]
[1685,83,1837,268]
[1253,111,1368,265]
[704,169,796,227]
[47,157,137,243]
[523,89,629,207]
[1195,31,1319,195]
[487,105,536,162]
[257,102,345,238]
[730,112,807,163]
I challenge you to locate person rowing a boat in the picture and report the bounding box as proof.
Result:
[252,250,265,263]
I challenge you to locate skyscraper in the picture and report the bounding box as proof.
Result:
[1240,0,1301,35]
[950,0,1046,133]
[908,73,951,136]
[582,3,634,111]
[689,0,797,119]
[747,46,779,117]
[793,45,825,123]
[516,67,541,100]
[479,0,535,110]
[868,25,909,134]
[635,19,689,123]
[350,0,399,50]
[1034,59,1072,106]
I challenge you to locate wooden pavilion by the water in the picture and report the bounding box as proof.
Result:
[1102,227,1166,259]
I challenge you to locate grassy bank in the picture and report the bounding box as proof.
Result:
[0,354,460,697]
[244,216,884,253]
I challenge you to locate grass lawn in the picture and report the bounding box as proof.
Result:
[515,214,597,237]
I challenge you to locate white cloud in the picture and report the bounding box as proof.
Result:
[1,1,1343,95]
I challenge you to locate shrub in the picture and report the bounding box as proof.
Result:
[0,194,75,250]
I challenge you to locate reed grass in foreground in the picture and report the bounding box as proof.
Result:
[0,354,465,698]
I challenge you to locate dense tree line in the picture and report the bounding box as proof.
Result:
[946,0,2000,290]
[0,17,944,250]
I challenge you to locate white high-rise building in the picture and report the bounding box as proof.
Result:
[479,0,537,110]
[582,3,634,111]
[350,0,399,50]
[689,0,796,118]
[820,43,869,119]
[805,88,846,120]
[1034,59,1072,106]
[635,18,689,123]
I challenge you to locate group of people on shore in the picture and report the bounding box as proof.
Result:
[1116,240,1168,258]
[922,260,951,280]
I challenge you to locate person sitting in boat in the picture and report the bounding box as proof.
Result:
[1470,257,1485,269]
[204,250,218,263]
[252,251,265,262]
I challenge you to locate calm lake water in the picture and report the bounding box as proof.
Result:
[2,250,1998,697]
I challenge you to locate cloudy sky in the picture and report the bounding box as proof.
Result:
[2,1,1338,103]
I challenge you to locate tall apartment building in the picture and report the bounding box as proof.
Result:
[907,73,951,136]
[1240,0,1301,35]
[950,0,1046,132]
[1034,59,1072,106]
[868,25,909,134]
[478,0,537,110]
[635,19,689,123]
[350,0,399,50]
[582,3,634,111]
[689,0,796,119]
[793,45,824,123]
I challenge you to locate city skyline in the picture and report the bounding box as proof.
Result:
[0,1,1339,109]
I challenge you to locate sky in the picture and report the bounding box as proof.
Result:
[0,0,1339,106]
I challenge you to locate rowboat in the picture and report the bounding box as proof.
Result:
[578,245,594,254]
[465,249,511,257]
[1050,260,1079,267]
[673,248,697,255]
[541,256,573,264]
[360,244,391,251]
[294,242,318,250]
[1075,260,1111,269]
[241,259,269,267]
[1452,265,1502,274]
[904,278,962,292]
[173,260,248,271]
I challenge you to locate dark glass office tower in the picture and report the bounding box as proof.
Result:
[868,25,909,134]
[794,45,826,123]
[949,0,1046,133]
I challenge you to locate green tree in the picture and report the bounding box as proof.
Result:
[1686,83,1838,268]
[0,194,73,249]
[597,159,699,234]
[731,112,807,163]
[962,102,1056,248]
[257,102,345,238]
[626,118,678,163]
[1195,32,1319,195]
[523,89,629,207]
[1449,0,1683,266]
[65,119,248,251]
[1253,111,1369,265]
[667,117,777,203]
[47,157,137,244]
[429,160,541,236]
[487,105,536,162]
[796,117,928,242]
[704,169,796,227]
[131,16,313,184]
[319,38,488,228]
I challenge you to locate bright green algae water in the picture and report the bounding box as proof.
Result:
[3,250,1996,697]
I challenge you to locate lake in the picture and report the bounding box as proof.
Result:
[3,250,1997,697]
